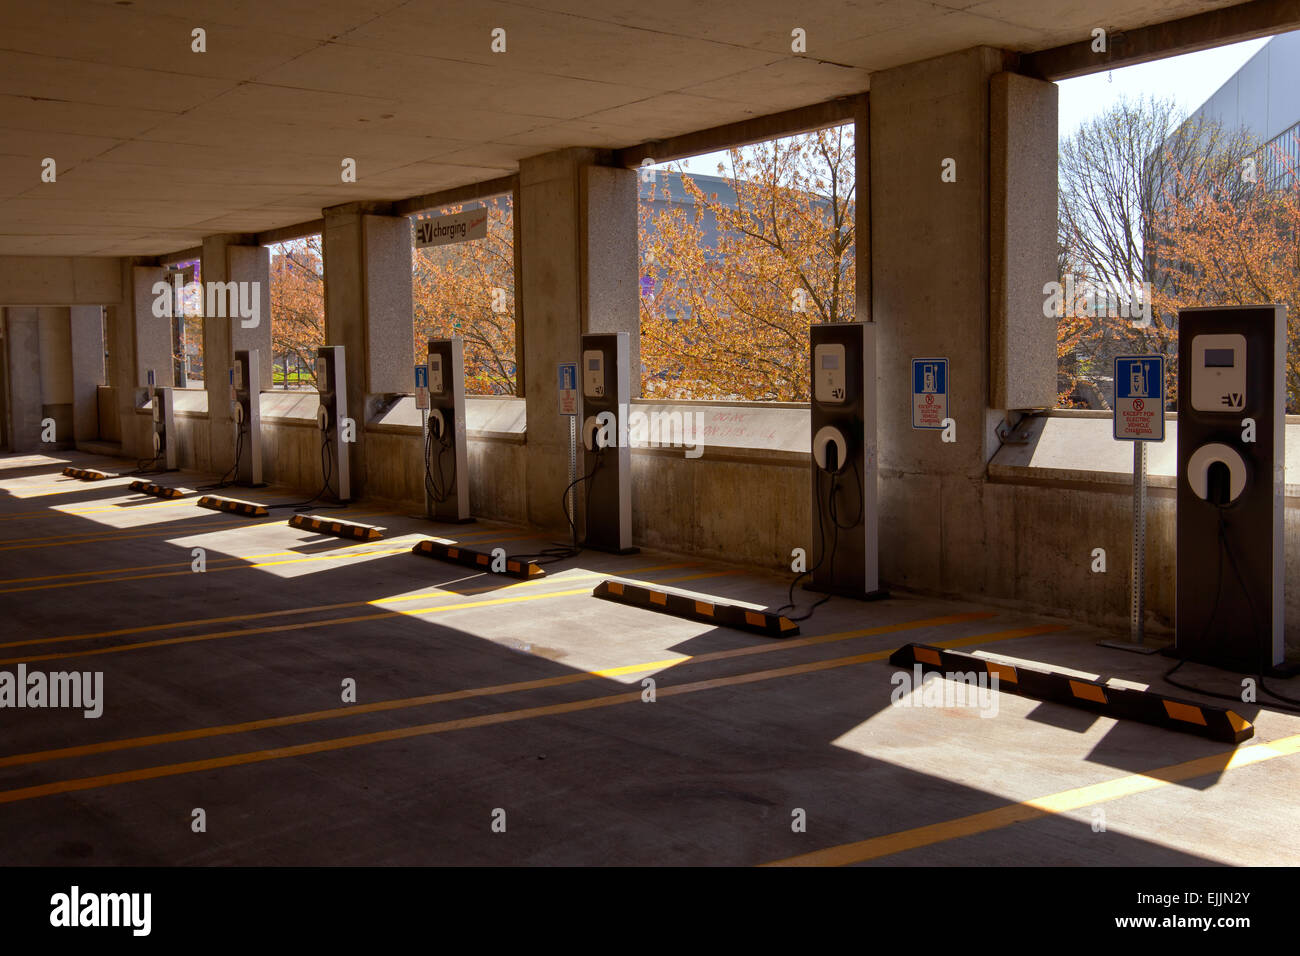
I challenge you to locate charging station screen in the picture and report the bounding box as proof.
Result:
[821,354,838,370]
[588,358,599,370]
[1204,349,1235,367]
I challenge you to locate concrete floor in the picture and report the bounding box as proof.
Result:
[1,449,1298,867]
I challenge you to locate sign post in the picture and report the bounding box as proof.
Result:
[1107,355,1166,653]
[557,362,578,546]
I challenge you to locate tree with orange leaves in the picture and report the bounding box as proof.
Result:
[411,198,516,395]
[1150,131,1300,412]
[267,235,325,387]
[639,124,855,401]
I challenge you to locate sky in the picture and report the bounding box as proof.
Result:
[671,33,1276,177]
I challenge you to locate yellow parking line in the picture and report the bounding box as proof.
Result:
[0,566,722,664]
[0,612,1002,770]
[0,562,699,651]
[0,508,397,551]
[0,497,193,518]
[0,624,1049,805]
[0,544,415,593]
[763,734,1300,866]
[0,528,554,596]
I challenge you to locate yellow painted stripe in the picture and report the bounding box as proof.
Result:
[0,506,396,549]
[0,514,280,547]
[763,733,1300,866]
[0,625,1050,804]
[0,563,697,652]
[0,619,1036,771]
[0,544,415,594]
[0,567,721,665]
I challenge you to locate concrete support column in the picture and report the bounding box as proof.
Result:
[321,206,414,498]
[4,307,43,452]
[202,236,272,473]
[37,307,74,448]
[99,262,168,458]
[519,149,639,532]
[69,305,104,443]
[871,47,1016,597]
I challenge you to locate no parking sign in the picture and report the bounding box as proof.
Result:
[1113,355,1165,442]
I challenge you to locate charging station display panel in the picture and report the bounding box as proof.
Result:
[1189,334,1247,412]
[1176,306,1285,671]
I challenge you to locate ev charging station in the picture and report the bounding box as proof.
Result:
[808,321,883,600]
[147,378,178,471]
[314,344,351,503]
[230,349,262,486]
[580,331,635,553]
[424,337,471,522]
[1176,305,1287,674]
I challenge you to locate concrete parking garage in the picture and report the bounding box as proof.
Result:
[1,0,1299,883]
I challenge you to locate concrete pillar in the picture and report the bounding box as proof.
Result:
[202,236,272,473]
[322,206,414,497]
[870,47,1021,596]
[98,261,175,457]
[69,305,104,442]
[519,149,639,531]
[37,307,74,448]
[132,265,171,393]
[990,72,1059,411]
[4,307,44,452]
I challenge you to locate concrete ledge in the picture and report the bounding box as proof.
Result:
[630,400,807,456]
[990,413,1300,499]
[367,394,527,442]
[262,390,320,424]
[632,444,806,466]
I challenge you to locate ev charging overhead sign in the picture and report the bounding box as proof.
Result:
[911,358,948,430]
[414,209,488,248]
[1113,355,1165,442]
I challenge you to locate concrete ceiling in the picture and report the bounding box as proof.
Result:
[0,0,1250,256]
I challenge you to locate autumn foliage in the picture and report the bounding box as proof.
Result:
[1150,134,1300,412]
[267,235,324,386]
[411,197,516,395]
[265,112,1295,412]
[639,125,856,401]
